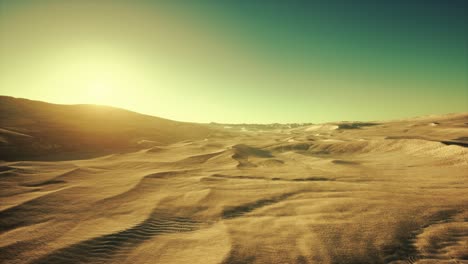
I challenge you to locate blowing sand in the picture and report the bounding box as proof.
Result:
[0,113,467,264]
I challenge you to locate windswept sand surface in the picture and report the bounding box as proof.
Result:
[1,114,467,264]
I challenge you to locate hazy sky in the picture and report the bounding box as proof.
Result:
[1,0,467,123]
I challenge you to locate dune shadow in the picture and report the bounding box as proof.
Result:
[332,159,360,165]
[21,180,66,187]
[338,122,380,129]
[32,211,200,264]
[382,209,460,264]
[440,140,468,148]
[222,192,297,219]
[292,177,333,181]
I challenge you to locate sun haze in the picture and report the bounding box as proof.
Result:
[1,1,466,123]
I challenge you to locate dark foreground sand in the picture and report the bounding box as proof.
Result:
[0,113,467,264]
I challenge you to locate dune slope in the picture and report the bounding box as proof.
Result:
[0,96,215,161]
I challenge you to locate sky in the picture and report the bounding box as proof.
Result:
[0,0,467,123]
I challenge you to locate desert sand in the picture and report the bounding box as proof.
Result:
[0,98,467,264]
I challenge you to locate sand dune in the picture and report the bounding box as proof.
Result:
[0,100,467,263]
[0,96,214,161]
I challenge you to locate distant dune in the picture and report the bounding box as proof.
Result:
[0,98,467,264]
[0,96,215,161]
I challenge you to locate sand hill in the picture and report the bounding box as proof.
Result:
[0,96,215,161]
[0,99,467,264]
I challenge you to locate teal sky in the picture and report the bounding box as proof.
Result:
[1,0,467,123]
